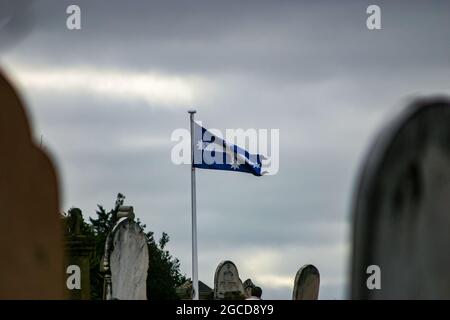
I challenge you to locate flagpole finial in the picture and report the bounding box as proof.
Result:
[188,109,197,114]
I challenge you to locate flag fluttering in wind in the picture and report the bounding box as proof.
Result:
[187,111,267,301]
[192,121,266,176]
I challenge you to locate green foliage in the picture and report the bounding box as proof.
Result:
[71,193,186,300]
[147,231,186,299]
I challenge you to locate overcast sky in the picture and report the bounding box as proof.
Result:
[1,0,450,299]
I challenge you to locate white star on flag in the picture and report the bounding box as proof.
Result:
[230,162,240,170]
[197,140,205,150]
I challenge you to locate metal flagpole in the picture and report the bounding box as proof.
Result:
[188,109,199,300]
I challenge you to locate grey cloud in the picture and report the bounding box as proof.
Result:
[0,0,36,53]
[4,1,450,82]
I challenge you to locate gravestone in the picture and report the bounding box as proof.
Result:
[214,260,245,299]
[292,264,320,300]
[63,208,94,300]
[102,206,149,300]
[176,280,214,300]
[351,97,450,299]
[242,279,255,298]
[0,71,64,299]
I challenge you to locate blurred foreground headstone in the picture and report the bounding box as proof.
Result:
[351,97,450,299]
[292,264,320,300]
[0,71,64,299]
[102,206,149,300]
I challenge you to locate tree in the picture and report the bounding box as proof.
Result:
[70,193,186,299]
[146,231,186,299]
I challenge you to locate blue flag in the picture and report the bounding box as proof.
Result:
[192,121,265,176]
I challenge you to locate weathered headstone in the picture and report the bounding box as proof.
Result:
[0,71,64,299]
[214,260,245,300]
[292,264,320,300]
[351,98,450,299]
[243,279,255,298]
[102,206,149,300]
[176,280,214,300]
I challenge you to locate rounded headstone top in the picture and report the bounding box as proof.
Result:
[215,260,238,273]
[296,264,319,276]
[292,264,320,300]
